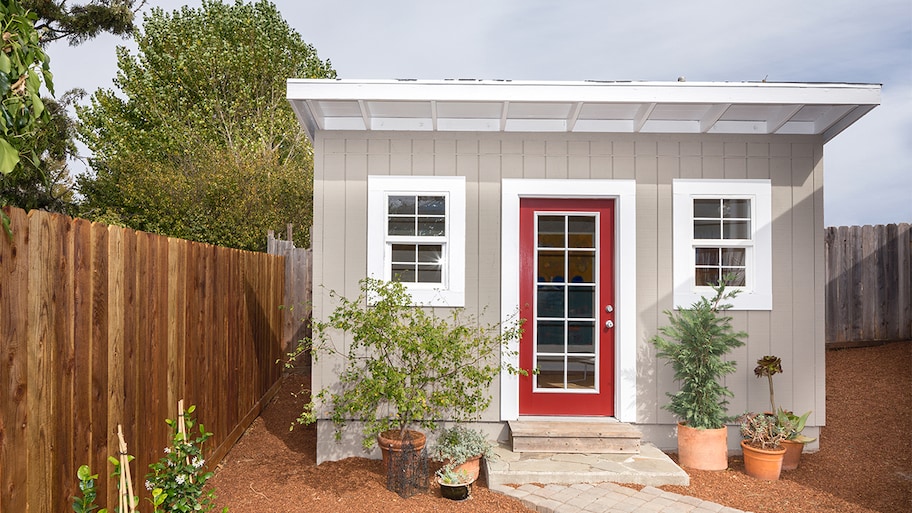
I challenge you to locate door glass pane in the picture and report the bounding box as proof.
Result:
[567,356,596,389]
[567,321,595,353]
[568,251,595,283]
[538,251,565,283]
[538,216,564,248]
[535,355,564,389]
[536,321,564,353]
[537,285,564,318]
[568,216,595,248]
[567,286,594,318]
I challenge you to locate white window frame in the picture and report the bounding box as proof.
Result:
[367,175,466,307]
[673,179,772,310]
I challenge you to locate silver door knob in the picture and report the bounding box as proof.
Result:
[605,320,614,329]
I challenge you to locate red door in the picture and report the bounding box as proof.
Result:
[518,198,615,416]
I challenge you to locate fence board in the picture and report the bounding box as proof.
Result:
[1,207,29,513]
[0,207,289,513]
[826,223,912,345]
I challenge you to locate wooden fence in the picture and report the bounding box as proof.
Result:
[825,223,912,345]
[0,207,286,513]
[267,225,313,360]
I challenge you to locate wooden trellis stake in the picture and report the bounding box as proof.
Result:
[116,425,137,513]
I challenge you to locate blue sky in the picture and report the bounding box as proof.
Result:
[49,0,911,227]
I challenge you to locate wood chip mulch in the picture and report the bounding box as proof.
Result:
[208,341,912,513]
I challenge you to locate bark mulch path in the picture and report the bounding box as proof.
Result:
[208,341,912,513]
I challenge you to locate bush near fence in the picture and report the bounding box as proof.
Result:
[0,206,287,513]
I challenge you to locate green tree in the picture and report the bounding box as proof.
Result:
[77,0,335,250]
[24,0,145,45]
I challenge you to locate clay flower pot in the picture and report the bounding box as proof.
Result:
[677,422,729,471]
[443,454,482,483]
[377,429,427,471]
[780,439,804,471]
[741,440,786,480]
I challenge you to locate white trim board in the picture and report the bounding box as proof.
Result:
[500,179,637,422]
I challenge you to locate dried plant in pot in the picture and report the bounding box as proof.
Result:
[739,412,787,480]
[286,278,524,496]
[429,425,496,483]
[753,355,816,470]
[652,278,746,471]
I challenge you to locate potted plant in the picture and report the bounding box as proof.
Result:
[739,412,787,480]
[286,278,523,495]
[651,278,746,471]
[436,468,474,501]
[429,425,496,483]
[776,409,816,470]
[753,355,816,470]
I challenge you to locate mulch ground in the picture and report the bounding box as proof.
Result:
[208,341,912,513]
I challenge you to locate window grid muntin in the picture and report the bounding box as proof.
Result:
[533,211,600,394]
[385,193,449,286]
[692,196,753,289]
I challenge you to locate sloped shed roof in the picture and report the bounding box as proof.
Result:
[287,79,880,143]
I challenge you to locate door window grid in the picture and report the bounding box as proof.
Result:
[533,213,599,393]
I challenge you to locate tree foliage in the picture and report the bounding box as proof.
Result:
[651,280,747,430]
[23,0,144,45]
[0,0,54,175]
[76,0,335,251]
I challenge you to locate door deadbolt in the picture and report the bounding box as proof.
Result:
[605,320,614,329]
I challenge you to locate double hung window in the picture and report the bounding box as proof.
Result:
[367,176,465,306]
[673,179,772,310]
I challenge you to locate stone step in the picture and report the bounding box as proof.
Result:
[509,420,642,454]
[485,443,690,487]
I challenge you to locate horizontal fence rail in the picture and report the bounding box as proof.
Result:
[0,207,287,513]
[825,223,912,345]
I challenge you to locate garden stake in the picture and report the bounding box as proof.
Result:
[177,399,194,483]
[117,425,137,513]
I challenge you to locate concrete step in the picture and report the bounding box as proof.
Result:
[509,419,642,454]
[485,442,691,488]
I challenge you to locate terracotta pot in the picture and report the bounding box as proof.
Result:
[377,429,427,470]
[741,440,786,480]
[438,478,473,501]
[439,454,483,482]
[676,422,729,471]
[781,439,804,471]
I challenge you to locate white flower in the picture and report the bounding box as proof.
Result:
[175,474,186,485]
[192,457,204,469]
[164,447,171,454]
[145,480,153,491]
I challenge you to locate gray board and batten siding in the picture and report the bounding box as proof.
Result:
[309,130,825,459]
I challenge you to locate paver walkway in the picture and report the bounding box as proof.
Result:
[490,481,752,513]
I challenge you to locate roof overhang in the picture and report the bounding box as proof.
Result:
[286,79,881,144]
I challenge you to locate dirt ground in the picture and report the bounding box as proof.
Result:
[208,341,912,513]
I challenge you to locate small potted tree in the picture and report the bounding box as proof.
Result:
[753,355,816,470]
[652,278,746,471]
[287,278,523,496]
[739,412,787,480]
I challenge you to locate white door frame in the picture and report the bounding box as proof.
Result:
[501,179,637,422]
